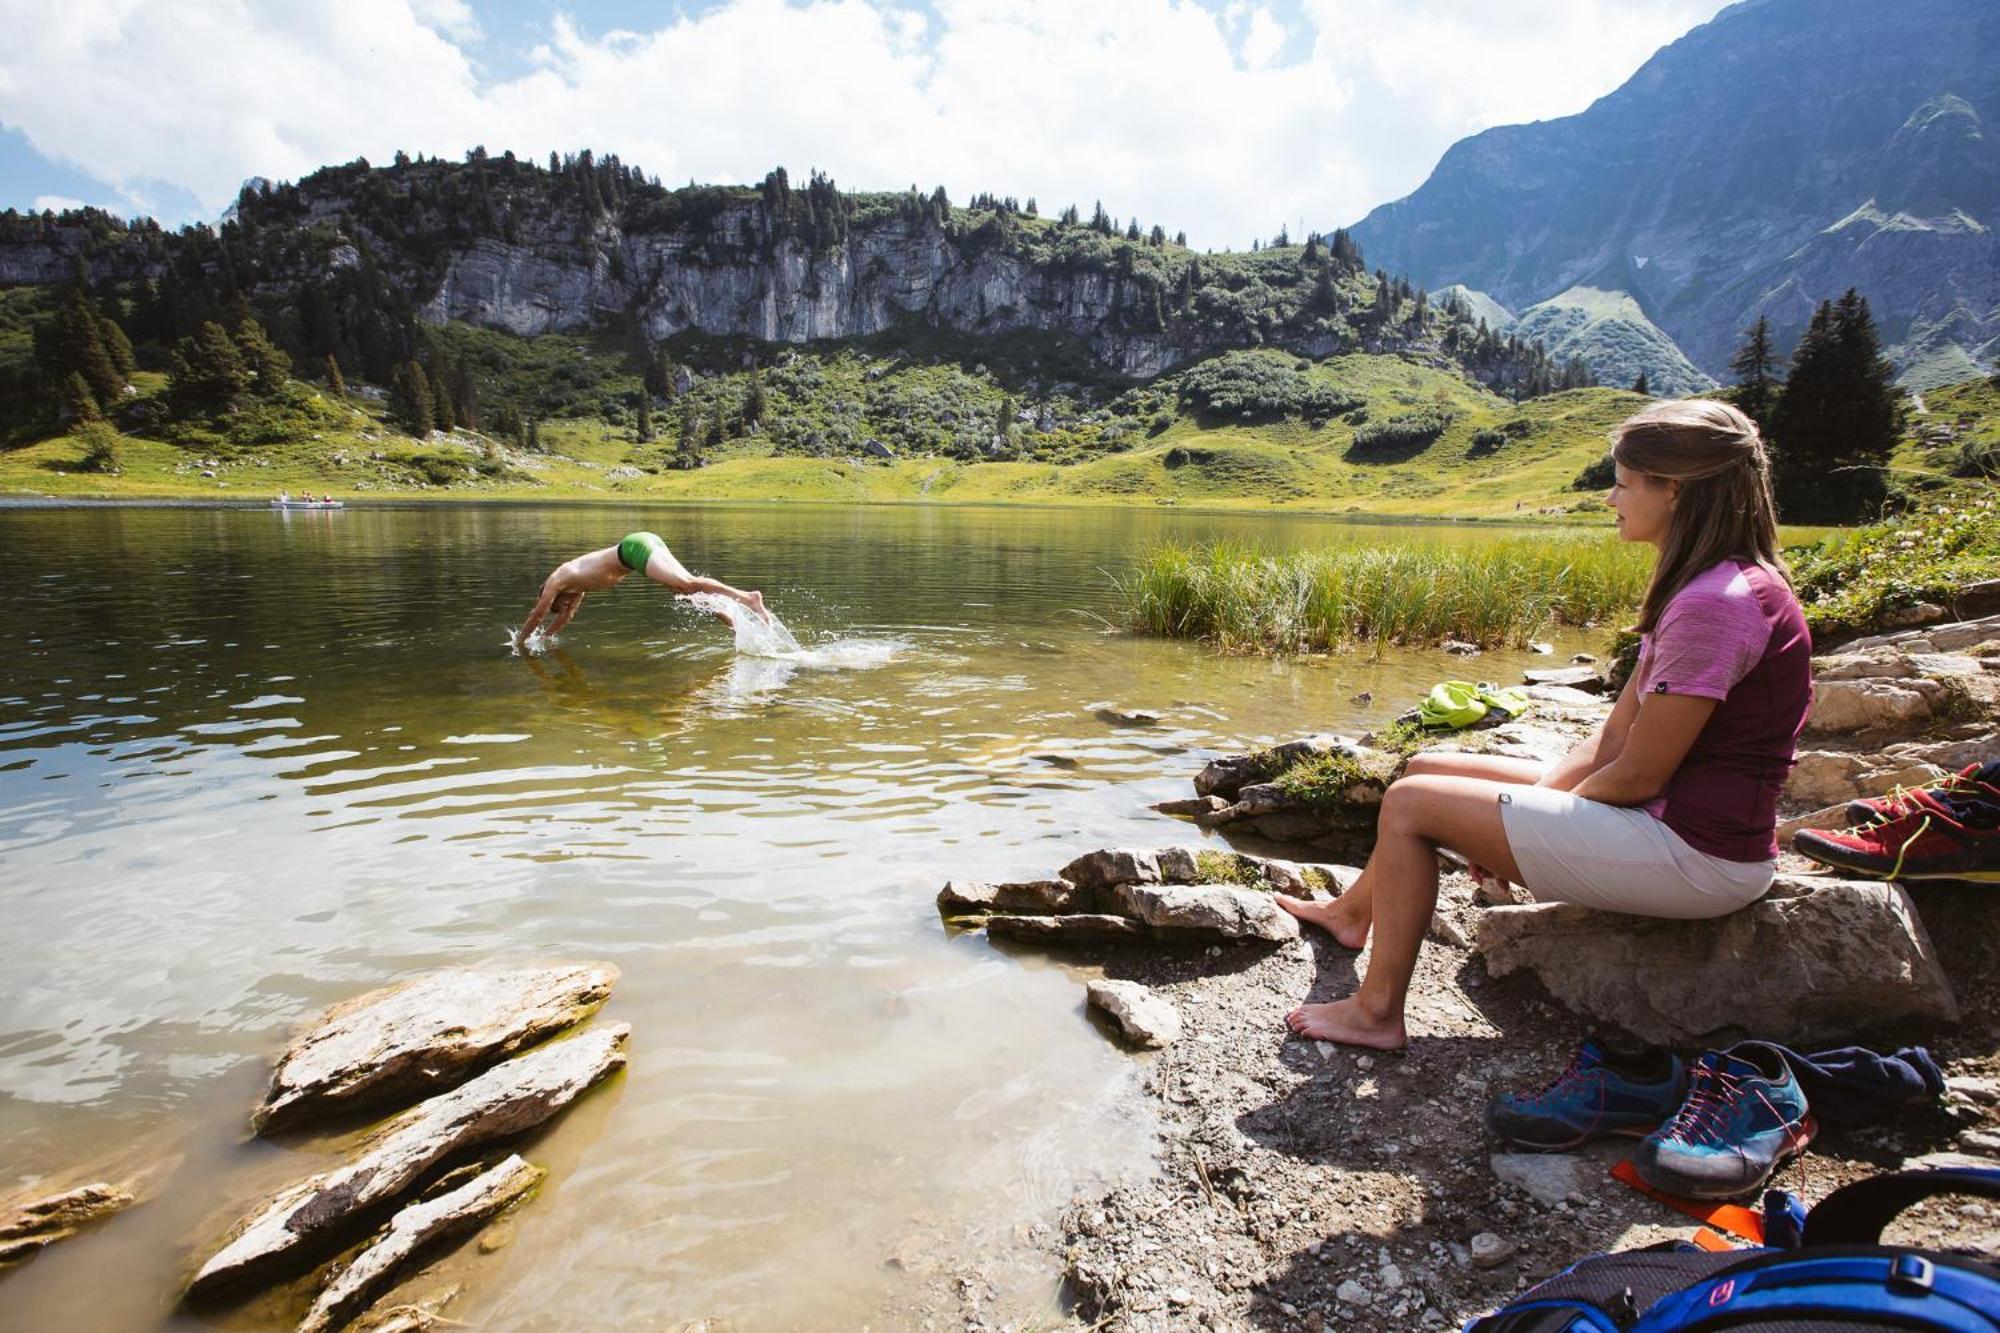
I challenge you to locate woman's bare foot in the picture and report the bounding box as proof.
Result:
[1284,997,1407,1050]
[1274,893,1370,949]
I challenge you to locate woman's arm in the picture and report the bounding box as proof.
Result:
[1537,669,1644,792]
[1571,692,1719,806]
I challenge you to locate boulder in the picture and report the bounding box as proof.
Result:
[937,879,1086,916]
[1472,880,1956,1045]
[1153,795,1229,819]
[254,964,618,1133]
[1059,849,1162,890]
[985,914,1148,944]
[1086,981,1182,1048]
[1813,652,1915,682]
[299,1155,543,1333]
[1521,667,1605,693]
[1110,882,1301,943]
[1805,678,1941,736]
[189,1025,627,1300]
[1521,684,1609,709]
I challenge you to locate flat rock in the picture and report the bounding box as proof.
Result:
[254,964,619,1133]
[1152,795,1228,818]
[985,914,1147,944]
[1473,880,1957,1045]
[1521,666,1605,693]
[1806,678,1942,736]
[1521,684,1608,708]
[190,1025,628,1300]
[1491,1153,1588,1208]
[1086,980,1182,1048]
[300,1155,543,1333]
[937,879,1086,915]
[1060,849,1162,890]
[1843,612,2000,655]
[0,1181,136,1266]
[1111,882,1300,943]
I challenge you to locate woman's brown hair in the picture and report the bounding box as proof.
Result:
[1611,398,1788,633]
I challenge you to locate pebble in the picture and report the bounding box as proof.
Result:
[1470,1232,1517,1269]
[1379,1262,1404,1290]
[1336,1279,1372,1307]
[1169,1286,1193,1306]
[1356,1055,1376,1071]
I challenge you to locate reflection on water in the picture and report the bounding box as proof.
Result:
[0,502,1589,1330]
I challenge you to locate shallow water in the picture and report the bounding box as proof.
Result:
[0,502,1591,1330]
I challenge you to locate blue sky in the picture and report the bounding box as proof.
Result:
[0,0,1731,248]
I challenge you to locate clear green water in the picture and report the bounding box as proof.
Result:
[0,502,1589,1330]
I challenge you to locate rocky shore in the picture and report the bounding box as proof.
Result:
[945,612,2000,1331]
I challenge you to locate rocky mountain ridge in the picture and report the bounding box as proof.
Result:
[1350,0,2000,389]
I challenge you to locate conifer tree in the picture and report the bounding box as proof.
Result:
[167,321,250,412]
[64,371,102,423]
[1728,314,1779,428]
[1632,369,1650,395]
[451,356,479,431]
[390,360,436,436]
[1769,289,1900,520]
[235,319,292,398]
[324,354,346,397]
[636,392,655,443]
[743,372,767,428]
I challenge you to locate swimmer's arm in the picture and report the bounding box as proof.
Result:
[1570,692,1718,806]
[516,580,561,645]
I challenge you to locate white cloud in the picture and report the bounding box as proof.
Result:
[31,194,88,213]
[0,0,1731,246]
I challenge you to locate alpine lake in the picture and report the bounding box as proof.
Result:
[0,501,1596,1331]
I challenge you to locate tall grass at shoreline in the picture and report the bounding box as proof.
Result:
[1119,536,1653,653]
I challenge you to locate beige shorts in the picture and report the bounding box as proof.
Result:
[1496,784,1772,918]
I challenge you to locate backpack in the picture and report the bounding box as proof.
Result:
[1465,1166,2000,1331]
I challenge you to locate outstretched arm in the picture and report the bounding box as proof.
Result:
[516,578,561,647]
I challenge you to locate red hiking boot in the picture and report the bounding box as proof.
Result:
[1845,761,2000,825]
[1796,788,2000,883]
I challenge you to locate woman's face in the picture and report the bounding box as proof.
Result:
[1608,462,1678,547]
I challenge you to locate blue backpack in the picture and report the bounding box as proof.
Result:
[1465,1166,2000,1331]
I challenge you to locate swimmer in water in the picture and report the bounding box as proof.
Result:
[515,532,770,648]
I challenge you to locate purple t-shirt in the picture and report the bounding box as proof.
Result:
[1633,559,1813,861]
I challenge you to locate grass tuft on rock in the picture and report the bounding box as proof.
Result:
[1789,488,2000,642]
[1273,750,1381,809]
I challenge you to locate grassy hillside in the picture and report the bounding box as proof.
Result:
[0,334,1649,517]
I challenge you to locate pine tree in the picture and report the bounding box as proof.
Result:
[167,321,250,412]
[324,354,346,397]
[636,392,655,443]
[743,372,767,428]
[1769,290,1900,521]
[451,356,479,431]
[390,360,436,436]
[1632,369,1651,395]
[99,314,136,381]
[63,371,102,423]
[235,319,291,398]
[1727,314,1779,427]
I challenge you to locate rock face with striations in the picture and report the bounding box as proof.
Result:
[188,1025,628,1300]
[253,963,619,1133]
[1350,0,2000,387]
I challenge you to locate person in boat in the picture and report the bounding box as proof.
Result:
[1274,399,1812,1050]
[278,491,291,504]
[515,532,771,647]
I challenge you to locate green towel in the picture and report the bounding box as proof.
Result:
[1416,680,1533,730]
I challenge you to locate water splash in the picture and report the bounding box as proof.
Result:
[507,625,555,657]
[681,594,904,670]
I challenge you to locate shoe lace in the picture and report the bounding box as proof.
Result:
[1660,1065,1741,1146]
[1522,1049,1589,1106]
[1884,814,1934,879]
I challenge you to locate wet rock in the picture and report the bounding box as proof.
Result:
[985,914,1148,944]
[1060,848,1162,890]
[1443,640,1480,656]
[1110,882,1301,943]
[1528,642,1554,656]
[937,879,1086,915]
[299,1155,543,1333]
[0,1182,136,1266]
[1087,981,1182,1048]
[1032,752,1080,769]
[254,964,619,1133]
[1092,704,1161,727]
[354,1285,463,1333]
[1152,795,1230,818]
[1571,653,1598,665]
[1193,734,1353,800]
[1469,1233,1517,1269]
[1522,666,1605,693]
[189,1025,628,1299]
[1474,880,1956,1044]
[1491,1153,1588,1208]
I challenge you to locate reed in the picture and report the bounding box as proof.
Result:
[1119,535,1653,653]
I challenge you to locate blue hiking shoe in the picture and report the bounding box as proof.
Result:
[1485,1041,1687,1150]
[1634,1043,1814,1200]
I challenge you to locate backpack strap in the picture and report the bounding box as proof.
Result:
[1802,1166,2000,1246]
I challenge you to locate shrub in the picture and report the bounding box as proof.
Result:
[1170,349,1358,423]
[409,451,471,486]
[1467,427,1505,457]
[1572,453,1615,491]
[77,420,122,473]
[1347,409,1451,461]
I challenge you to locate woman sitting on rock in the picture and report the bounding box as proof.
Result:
[1276,399,1812,1049]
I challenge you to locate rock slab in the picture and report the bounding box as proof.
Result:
[299,1155,543,1333]
[255,964,619,1133]
[0,1182,136,1265]
[190,1024,628,1299]
[1086,981,1182,1048]
[1473,880,1957,1044]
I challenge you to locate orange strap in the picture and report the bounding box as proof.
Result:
[1610,1159,1765,1244]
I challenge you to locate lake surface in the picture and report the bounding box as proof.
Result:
[0,502,1589,1330]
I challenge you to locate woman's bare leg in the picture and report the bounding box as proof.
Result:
[1276,754,1546,945]
[1284,775,1526,1048]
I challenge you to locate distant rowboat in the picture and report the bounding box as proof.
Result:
[271,499,345,510]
